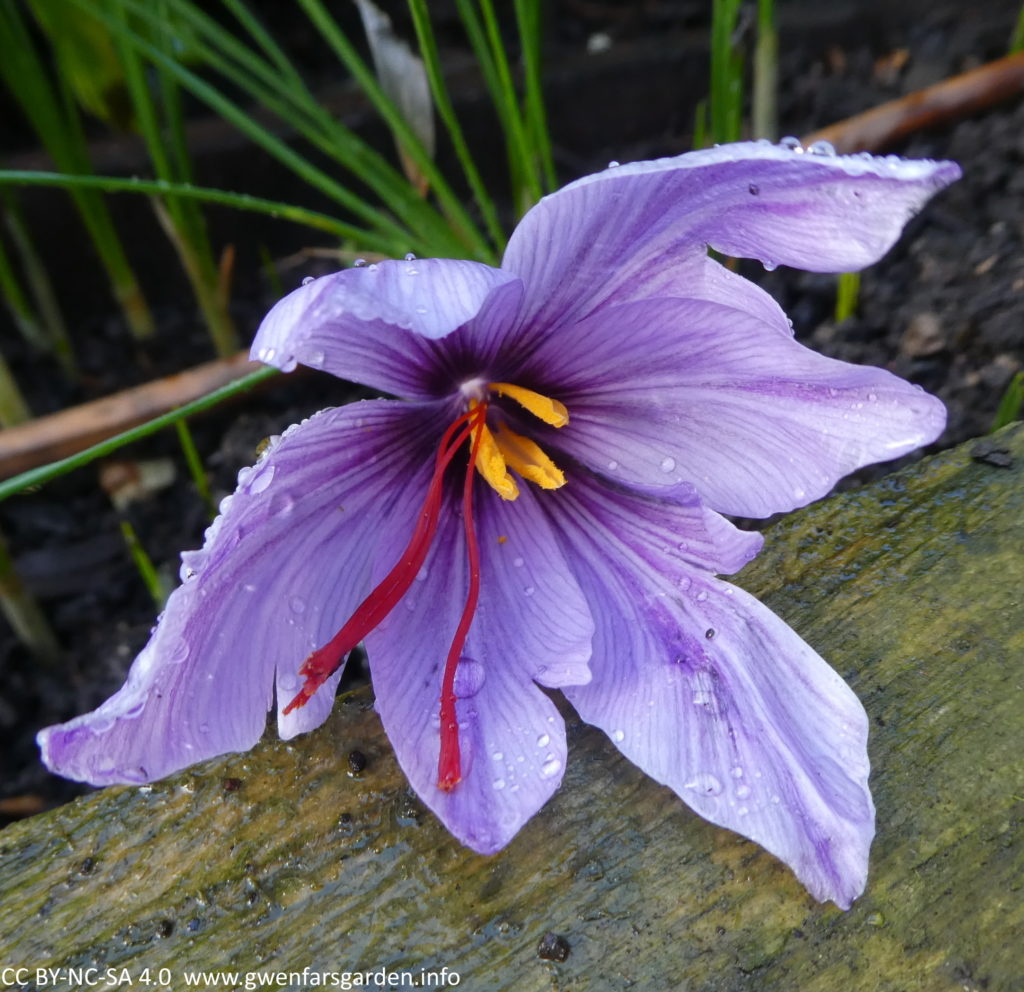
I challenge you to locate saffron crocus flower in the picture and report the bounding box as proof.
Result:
[39,141,960,908]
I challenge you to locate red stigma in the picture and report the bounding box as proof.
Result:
[283,404,489,793]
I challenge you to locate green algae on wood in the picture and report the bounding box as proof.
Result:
[1,426,1022,991]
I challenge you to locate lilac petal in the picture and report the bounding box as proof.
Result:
[37,400,445,785]
[367,486,593,853]
[252,259,523,397]
[502,141,959,337]
[530,296,945,517]
[549,480,873,907]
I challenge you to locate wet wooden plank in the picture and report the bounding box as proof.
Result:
[1,425,1021,990]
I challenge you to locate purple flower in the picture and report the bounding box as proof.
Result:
[38,141,959,908]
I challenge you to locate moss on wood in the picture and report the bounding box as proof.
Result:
[2,426,1021,990]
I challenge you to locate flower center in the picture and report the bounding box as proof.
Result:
[282,383,569,792]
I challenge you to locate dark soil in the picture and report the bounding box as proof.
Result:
[2,0,1023,822]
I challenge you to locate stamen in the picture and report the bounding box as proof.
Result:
[437,411,486,791]
[283,406,484,715]
[490,382,569,428]
[471,405,518,501]
[493,423,566,489]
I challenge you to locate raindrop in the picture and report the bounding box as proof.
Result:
[415,565,429,582]
[779,135,802,152]
[748,183,760,195]
[660,456,676,473]
[607,160,620,168]
[258,346,276,363]
[404,252,417,261]
[91,714,116,734]
[523,585,536,597]
[454,657,486,698]
[179,563,197,583]
[731,765,744,778]
[96,756,116,774]
[169,641,190,665]
[513,556,524,568]
[249,464,275,494]
[270,492,295,516]
[735,784,751,799]
[492,751,504,762]
[301,276,316,286]
[611,729,625,743]
[685,774,723,796]
[307,350,326,368]
[198,723,210,734]
[493,779,506,791]
[867,392,878,401]
[770,794,781,805]
[737,806,749,817]
[415,305,428,315]
[607,460,619,471]
[289,596,306,614]
[705,628,716,640]
[122,701,146,720]
[279,672,298,692]
[406,266,419,276]
[541,757,562,778]
[808,139,836,157]
[695,590,708,602]
[762,260,777,272]
[353,258,367,267]
[367,263,379,273]
[536,733,550,748]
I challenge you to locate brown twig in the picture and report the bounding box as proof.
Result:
[0,351,261,480]
[804,52,1024,153]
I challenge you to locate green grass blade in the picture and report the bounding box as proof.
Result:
[835,270,861,323]
[0,365,279,502]
[294,0,493,259]
[992,371,1024,431]
[0,171,380,244]
[514,0,556,193]
[119,519,168,608]
[175,418,216,519]
[752,0,777,140]
[406,0,505,253]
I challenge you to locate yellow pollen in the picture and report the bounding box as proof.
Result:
[492,423,566,490]
[489,382,569,428]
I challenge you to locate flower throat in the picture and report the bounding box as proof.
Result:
[283,384,568,791]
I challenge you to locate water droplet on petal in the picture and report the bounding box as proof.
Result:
[353,258,367,267]
[736,784,751,799]
[492,751,504,762]
[199,723,210,734]
[607,460,618,471]
[779,135,802,152]
[96,756,116,774]
[536,733,550,747]
[249,464,275,494]
[541,757,562,778]
[307,350,326,368]
[685,774,722,796]
[415,305,427,315]
[612,729,625,743]
[737,806,749,817]
[454,657,485,698]
[368,263,379,273]
[696,590,708,602]
[660,456,676,473]
[512,557,524,568]
[731,765,744,778]
[404,252,417,261]
[493,778,506,790]
[91,714,116,734]
[415,565,429,582]
[607,160,620,168]
[289,596,306,614]
[762,260,777,272]
[301,275,316,286]
[748,182,760,195]
[808,139,836,156]
[169,640,190,665]
[523,586,535,598]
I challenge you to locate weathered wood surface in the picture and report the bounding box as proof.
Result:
[1,426,1022,991]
